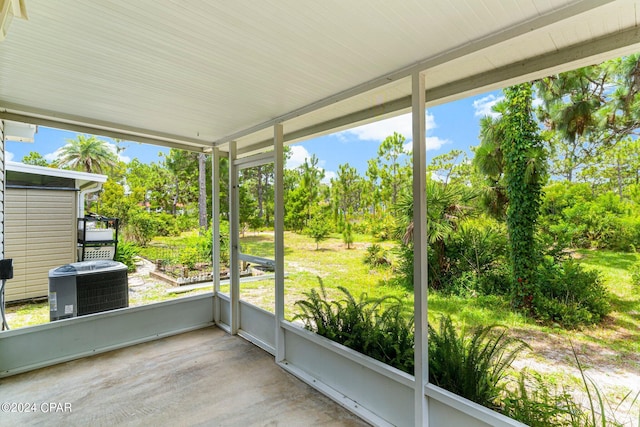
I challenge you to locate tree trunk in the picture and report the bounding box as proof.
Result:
[257,166,264,220]
[198,153,208,229]
[616,159,623,201]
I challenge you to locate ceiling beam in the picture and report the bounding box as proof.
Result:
[237,97,412,156]
[0,107,212,153]
[425,25,640,105]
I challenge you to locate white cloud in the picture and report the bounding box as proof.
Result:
[403,135,450,153]
[106,142,130,163]
[426,136,449,151]
[473,94,503,118]
[343,114,413,141]
[286,145,311,169]
[321,170,337,185]
[343,111,449,152]
[340,112,437,142]
[44,148,62,162]
[5,151,14,162]
[117,152,131,163]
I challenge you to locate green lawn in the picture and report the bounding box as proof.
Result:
[232,231,405,319]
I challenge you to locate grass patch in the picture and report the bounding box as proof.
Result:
[574,250,640,358]
[4,300,49,329]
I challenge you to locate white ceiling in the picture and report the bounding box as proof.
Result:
[1,0,639,156]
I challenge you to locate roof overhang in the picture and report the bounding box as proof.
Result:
[1,1,639,157]
[6,161,107,187]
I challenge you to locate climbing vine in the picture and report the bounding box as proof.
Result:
[502,83,546,310]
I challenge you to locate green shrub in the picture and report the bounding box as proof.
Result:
[449,219,508,275]
[545,188,640,251]
[350,220,368,235]
[175,214,198,233]
[178,247,200,269]
[153,212,179,237]
[363,244,390,267]
[534,258,610,327]
[428,315,529,409]
[196,227,213,260]
[476,262,512,296]
[392,243,414,288]
[367,215,394,240]
[342,222,354,249]
[444,218,510,296]
[124,209,163,246]
[305,214,333,250]
[115,240,138,272]
[294,283,414,374]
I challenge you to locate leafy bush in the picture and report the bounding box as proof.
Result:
[124,209,163,246]
[444,218,510,296]
[428,315,529,409]
[366,215,394,240]
[219,220,230,266]
[178,247,200,269]
[449,219,508,276]
[175,213,199,233]
[195,227,213,261]
[115,240,138,272]
[393,242,414,288]
[363,244,391,267]
[294,283,414,374]
[305,214,333,250]
[541,184,640,251]
[350,220,368,235]
[534,258,610,327]
[152,212,179,237]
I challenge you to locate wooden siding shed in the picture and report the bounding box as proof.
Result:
[3,162,106,302]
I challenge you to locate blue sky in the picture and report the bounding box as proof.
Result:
[5,90,502,181]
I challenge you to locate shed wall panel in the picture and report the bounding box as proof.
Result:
[4,189,76,302]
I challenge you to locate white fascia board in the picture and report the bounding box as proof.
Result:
[6,161,108,184]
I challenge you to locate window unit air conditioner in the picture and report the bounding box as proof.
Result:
[49,260,128,321]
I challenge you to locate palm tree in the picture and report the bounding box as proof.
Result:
[395,179,476,288]
[57,135,118,174]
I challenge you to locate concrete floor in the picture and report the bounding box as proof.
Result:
[0,327,370,427]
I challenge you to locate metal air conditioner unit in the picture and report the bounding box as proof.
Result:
[49,260,128,321]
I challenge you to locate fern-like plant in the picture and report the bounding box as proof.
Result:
[293,280,414,374]
[428,315,529,409]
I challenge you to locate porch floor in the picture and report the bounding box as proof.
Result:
[0,326,370,426]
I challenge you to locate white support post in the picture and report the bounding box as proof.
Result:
[412,71,429,426]
[229,141,240,334]
[0,120,4,259]
[273,123,285,363]
[212,147,221,324]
